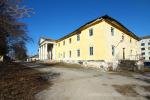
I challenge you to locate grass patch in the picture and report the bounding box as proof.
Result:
[40,62,84,69]
[112,84,139,96]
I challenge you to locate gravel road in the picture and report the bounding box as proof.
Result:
[26,63,150,100]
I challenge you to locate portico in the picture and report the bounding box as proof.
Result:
[39,38,55,60]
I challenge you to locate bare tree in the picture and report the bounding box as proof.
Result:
[0,0,33,61]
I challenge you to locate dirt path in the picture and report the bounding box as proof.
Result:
[26,63,150,100]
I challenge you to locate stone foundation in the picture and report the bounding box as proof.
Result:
[58,60,120,72]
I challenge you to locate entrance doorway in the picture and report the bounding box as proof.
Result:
[47,44,53,60]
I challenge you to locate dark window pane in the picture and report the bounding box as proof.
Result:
[89,28,93,36]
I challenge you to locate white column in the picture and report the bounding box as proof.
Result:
[40,46,42,60]
[42,45,43,60]
[45,43,48,60]
[43,45,45,60]
[39,47,41,60]
[52,44,55,60]
[43,44,45,60]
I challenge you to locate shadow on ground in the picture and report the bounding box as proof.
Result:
[0,62,60,100]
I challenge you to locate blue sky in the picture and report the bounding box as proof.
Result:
[22,0,150,56]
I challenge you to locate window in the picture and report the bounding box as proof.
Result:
[89,47,93,55]
[148,42,150,45]
[148,47,150,50]
[149,57,150,60]
[69,50,71,57]
[112,45,115,56]
[58,43,60,47]
[130,38,132,43]
[149,52,150,55]
[141,48,145,50]
[141,52,145,55]
[77,49,80,57]
[122,34,124,41]
[111,27,114,36]
[69,38,71,44]
[141,43,145,46]
[77,34,80,41]
[63,41,65,45]
[89,28,93,36]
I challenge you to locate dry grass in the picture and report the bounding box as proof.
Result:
[143,67,150,73]
[112,84,139,96]
[40,62,83,69]
[110,71,134,77]
[0,62,59,100]
[141,85,150,92]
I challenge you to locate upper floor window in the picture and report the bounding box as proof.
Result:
[89,47,93,55]
[130,38,132,43]
[112,45,115,56]
[63,40,65,45]
[122,34,125,41]
[141,43,145,46]
[77,49,80,57]
[111,27,114,36]
[77,34,80,41]
[141,52,145,55]
[148,47,150,50]
[58,43,60,47]
[141,48,145,50]
[89,28,93,36]
[69,38,71,44]
[148,42,150,45]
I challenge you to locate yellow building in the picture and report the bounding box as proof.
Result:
[39,15,140,65]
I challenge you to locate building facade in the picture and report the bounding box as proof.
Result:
[140,36,150,61]
[39,38,55,61]
[39,15,140,64]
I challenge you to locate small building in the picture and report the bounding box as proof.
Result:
[140,36,150,61]
[27,55,39,62]
[38,15,140,67]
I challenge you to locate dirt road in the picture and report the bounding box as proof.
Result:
[26,63,150,100]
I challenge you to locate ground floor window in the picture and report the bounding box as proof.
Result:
[89,47,93,55]
[77,49,80,57]
[69,50,71,57]
[112,45,115,56]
